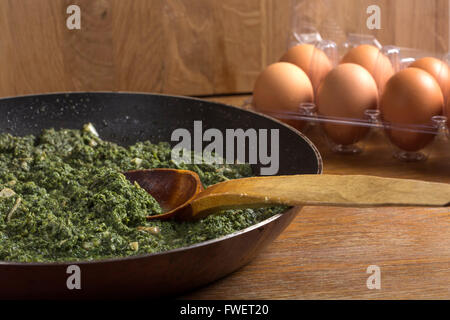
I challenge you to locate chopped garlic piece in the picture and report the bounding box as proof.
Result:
[0,188,16,198]
[131,158,143,167]
[83,123,99,137]
[129,242,139,251]
[137,226,161,235]
[7,197,22,222]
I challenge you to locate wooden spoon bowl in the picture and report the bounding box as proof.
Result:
[124,169,204,220]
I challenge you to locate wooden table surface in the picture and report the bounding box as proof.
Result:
[181,95,450,299]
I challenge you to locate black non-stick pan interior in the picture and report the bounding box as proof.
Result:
[0,92,320,175]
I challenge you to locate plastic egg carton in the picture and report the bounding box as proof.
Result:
[256,100,449,162]
[249,30,450,163]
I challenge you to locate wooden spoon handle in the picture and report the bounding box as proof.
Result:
[189,174,450,219]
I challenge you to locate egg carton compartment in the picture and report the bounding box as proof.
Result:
[261,104,449,162]
[245,94,450,162]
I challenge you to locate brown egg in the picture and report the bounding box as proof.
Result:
[410,57,450,101]
[317,63,378,145]
[280,44,332,92]
[341,44,394,93]
[252,62,314,130]
[380,67,443,151]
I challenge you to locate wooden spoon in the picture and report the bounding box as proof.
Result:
[123,169,450,221]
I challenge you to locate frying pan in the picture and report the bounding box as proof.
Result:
[0,92,322,299]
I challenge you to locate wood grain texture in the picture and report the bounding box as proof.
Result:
[63,0,115,91]
[0,0,447,97]
[0,0,290,96]
[0,1,15,95]
[181,95,450,299]
[150,0,291,95]
[0,0,67,96]
[111,0,164,92]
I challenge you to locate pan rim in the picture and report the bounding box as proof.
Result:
[0,91,323,266]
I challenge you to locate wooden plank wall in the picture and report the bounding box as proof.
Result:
[0,0,448,98]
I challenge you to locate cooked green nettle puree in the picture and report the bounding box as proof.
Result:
[0,125,283,262]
